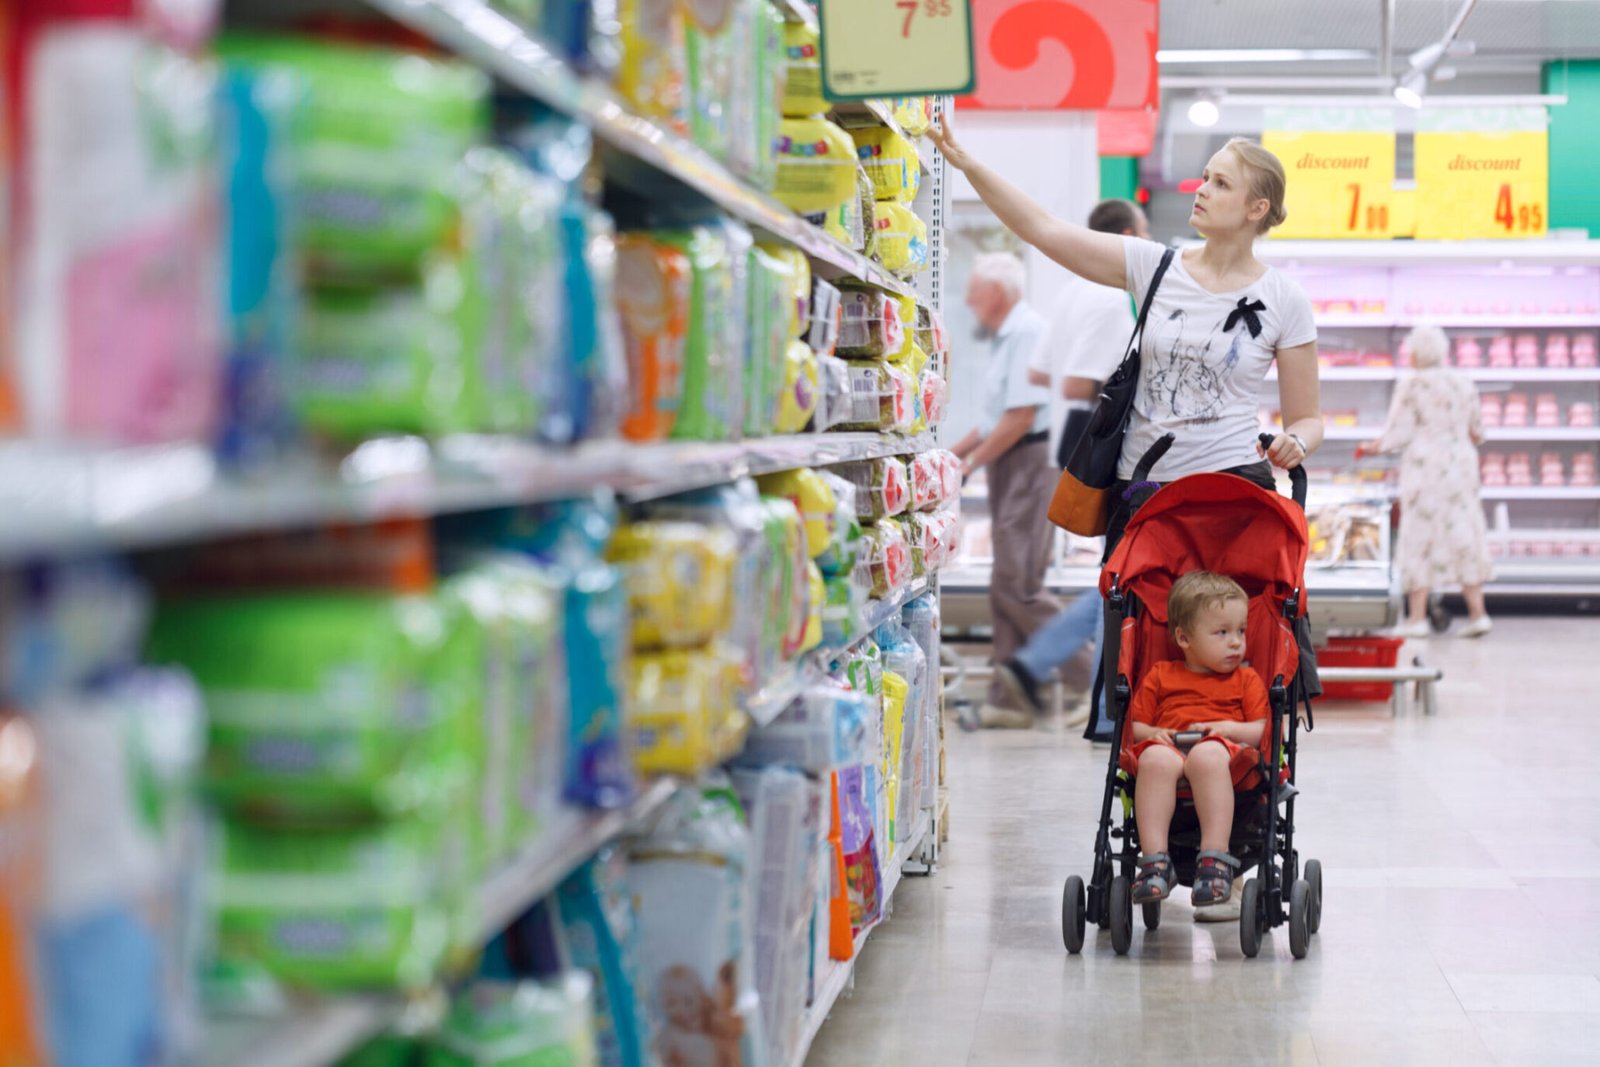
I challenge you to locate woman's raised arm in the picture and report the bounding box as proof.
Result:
[929,118,1127,290]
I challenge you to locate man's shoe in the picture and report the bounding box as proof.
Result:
[976,704,1035,730]
[1061,692,1092,729]
[995,659,1044,714]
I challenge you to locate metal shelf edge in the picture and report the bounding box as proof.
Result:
[364,0,912,298]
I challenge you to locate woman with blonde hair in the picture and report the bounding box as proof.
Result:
[928,122,1324,555]
[1363,325,1495,637]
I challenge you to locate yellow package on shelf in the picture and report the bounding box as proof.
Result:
[893,97,934,137]
[776,117,858,215]
[851,126,921,204]
[609,522,737,649]
[781,20,826,117]
[775,340,819,434]
[873,202,928,275]
[618,0,689,134]
[630,643,749,775]
[756,467,836,559]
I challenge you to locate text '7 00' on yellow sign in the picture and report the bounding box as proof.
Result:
[1261,129,1397,240]
[1414,112,1549,240]
[818,0,976,101]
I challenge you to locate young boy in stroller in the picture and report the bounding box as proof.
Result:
[1061,439,1324,959]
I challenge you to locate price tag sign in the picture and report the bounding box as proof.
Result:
[1414,108,1549,240]
[819,0,976,101]
[1263,111,1396,240]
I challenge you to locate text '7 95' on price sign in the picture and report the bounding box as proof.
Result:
[819,0,976,101]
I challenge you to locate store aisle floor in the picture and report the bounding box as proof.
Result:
[807,617,1600,1066]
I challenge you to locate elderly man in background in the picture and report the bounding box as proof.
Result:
[952,252,1058,729]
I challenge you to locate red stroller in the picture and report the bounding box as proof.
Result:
[1062,435,1324,959]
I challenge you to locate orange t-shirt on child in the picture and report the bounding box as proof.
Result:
[1119,660,1271,785]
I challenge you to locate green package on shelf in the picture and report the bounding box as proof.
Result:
[427,975,598,1067]
[145,592,479,822]
[218,34,492,281]
[661,224,750,443]
[211,815,469,992]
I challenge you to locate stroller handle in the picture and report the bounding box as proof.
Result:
[1259,432,1309,511]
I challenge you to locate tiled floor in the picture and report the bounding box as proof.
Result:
[808,618,1600,1066]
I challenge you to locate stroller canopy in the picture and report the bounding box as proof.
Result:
[1099,472,1311,691]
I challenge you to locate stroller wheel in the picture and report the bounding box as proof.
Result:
[1428,598,1451,633]
[1289,879,1312,959]
[1109,875,1134,956]
[1062,876,1087,954]
[1305,859,1324,934]
[1239,877,1264,959]
[1142,900,1162,931]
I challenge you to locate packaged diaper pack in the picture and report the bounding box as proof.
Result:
[836,766,882,935]
[428,975,599,1066]
[618,0,690,134]
[837,288,905,358]
[552,848,654,1067]
[629,786,765,1067]
[781,20,825,117]
[739,683,871,775]
[663,225,749,442]
[609,521,737,649]
[775,118,858,216]
[873,202,929,275]
[615,234,692,441]
[850,126,921,204]
[14,8,223,445]
[833,458,910,521]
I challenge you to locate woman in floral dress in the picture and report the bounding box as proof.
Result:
[1365,325,1494,637]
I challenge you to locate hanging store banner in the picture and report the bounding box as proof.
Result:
[818,0,977,100]
[1414,107,1549,240]
[1262,109,1397,240]
[954,0,1158,111]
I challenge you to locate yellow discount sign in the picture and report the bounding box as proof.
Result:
[1414,109,1549,240]
[819,0,976,100]
[1261,127,1397,240]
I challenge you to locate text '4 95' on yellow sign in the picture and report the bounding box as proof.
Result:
[1261,127,1397,240]
[818,0,976,100]
[1414,109,1549,240]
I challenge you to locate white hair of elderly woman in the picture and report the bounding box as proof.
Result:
[1404,325,1449,369]
[970,251,1027,299]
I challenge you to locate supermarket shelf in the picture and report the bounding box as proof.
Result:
[205,778,682,1067]
[1489,527,1600,542]
[204,999,396,1067]
[365,0,914,300]
[1255,239,1600,266]
[1322,426,1600,442]
[477,777,680,940]
[1480,487,1600,500]
[747,575,933,727]
[790,809,932,1067]
[0,432,931,561]
[769,0,818,31]
[1314,314,1600,329]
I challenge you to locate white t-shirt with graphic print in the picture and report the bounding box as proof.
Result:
[1117,237,1318,481]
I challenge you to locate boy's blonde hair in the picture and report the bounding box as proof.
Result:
[1168,571,1248,637]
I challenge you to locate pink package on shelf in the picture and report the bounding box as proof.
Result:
[1546,334,1571,368]
[1453,336,1483,368]
[1502,393,1529,427]
[14,15,222,445]
[1488,336,1514,368]
[1540,452,1566,487]
[1514,334,1541,369]
[1574,334,1599,368]
[1480,395,1503,427]
[1534,393,1561,428]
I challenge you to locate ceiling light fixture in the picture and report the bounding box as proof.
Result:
[1394,70,1426,108]
[1187,97,1221,127]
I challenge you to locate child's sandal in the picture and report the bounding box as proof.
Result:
[1191,851,1241,907]
[1132,852,1176,904]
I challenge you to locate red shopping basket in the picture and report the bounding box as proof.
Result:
[1317,635,1404,701]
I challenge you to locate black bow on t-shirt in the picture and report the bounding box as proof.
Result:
[1224,297,1267,339]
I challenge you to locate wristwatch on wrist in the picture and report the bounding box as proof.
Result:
[1286,431,1308,454]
